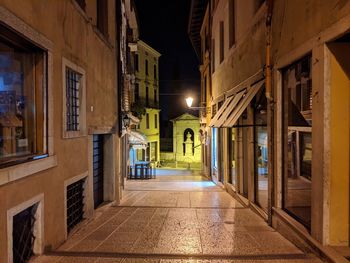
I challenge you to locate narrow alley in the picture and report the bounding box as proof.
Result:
[32,170,322,263]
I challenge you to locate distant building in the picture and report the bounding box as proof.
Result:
[132,40,161,164]
[171,113,201,166]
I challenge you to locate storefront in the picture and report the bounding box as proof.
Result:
[210,77,269,216]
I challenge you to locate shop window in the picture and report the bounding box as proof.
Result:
[97,0,109,38]
[66,178,85,233]
[212,128,218,169]
[229,128,237,186]
[0,25,47,167]
[254,89,268,211]
[282,55,312,228]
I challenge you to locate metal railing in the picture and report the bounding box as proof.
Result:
[128,161,155,179]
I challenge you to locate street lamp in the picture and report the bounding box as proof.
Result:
[185,97,194,108]
[185,96,206,110]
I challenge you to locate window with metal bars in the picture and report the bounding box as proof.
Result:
[13,204,37,263]
[66,68,82,131]
[66,179,85,233]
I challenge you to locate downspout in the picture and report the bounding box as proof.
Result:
[265,0,274,226]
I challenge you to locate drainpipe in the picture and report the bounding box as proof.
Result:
[265,0,274,226]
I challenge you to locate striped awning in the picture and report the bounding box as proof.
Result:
[210,79,265,128]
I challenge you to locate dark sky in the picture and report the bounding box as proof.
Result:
[134,0,200,121]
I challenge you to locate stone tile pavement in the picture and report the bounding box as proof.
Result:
[30,170,324,263]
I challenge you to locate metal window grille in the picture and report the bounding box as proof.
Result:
[66,68,82,131]
[66,179,85,233]
[13,204,37,263]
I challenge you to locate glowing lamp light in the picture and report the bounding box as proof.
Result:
[185,97,194,108]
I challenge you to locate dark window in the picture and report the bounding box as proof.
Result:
[154,89,157,104]
[0,25,47,166]
[146,86,149,106]
[218,100,224,110]
[134,54,139,71]
[13,204,37,263]
[66,68,82,131]
[153,64,157,79]
[97,0,108,37]
[155,114,158,129]
[134,83,139,101]
[212,39,215,72]
[93,135,104,209]
[145,59,149,75]
[211,104,217,118]
[75,0,86,10]
[282,55,312,229]
[220,21,224,63]
[67,179,85,233]
[229,0,235,48]
[146,113,149,129]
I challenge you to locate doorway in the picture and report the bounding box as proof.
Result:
[93,134,104,209]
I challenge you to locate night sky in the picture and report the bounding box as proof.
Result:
[134,0,200,123]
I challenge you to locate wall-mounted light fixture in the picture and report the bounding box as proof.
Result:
[123,114,131,128]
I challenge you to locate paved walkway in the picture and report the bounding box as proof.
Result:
[31,169,323,263]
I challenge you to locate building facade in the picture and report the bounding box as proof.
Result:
[132,40,161,165]
[0,1,120,262]
[189,0,350,261]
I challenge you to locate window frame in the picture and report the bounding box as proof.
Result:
[0,24,49,168]
[62,57,87,139]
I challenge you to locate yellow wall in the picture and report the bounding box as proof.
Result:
[329,44,350,246]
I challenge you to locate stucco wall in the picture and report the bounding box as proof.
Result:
[211,0,266,100]
[0,1,118,260]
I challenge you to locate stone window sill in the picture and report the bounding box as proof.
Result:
[0,155,57,186]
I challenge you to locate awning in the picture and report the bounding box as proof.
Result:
[209,96,233,127]
[210,79,265,128]
[223,80,265,127]
[209,90,245,128]
[129,130,147,149]
[128,112,140,125]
